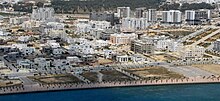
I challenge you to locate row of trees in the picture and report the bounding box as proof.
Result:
[159,2,215,11]
[50,0,164,13]
[9,0,216,14]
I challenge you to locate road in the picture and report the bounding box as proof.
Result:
[19,76,38,85]
[0,56,17,72]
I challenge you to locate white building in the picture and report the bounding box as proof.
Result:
[52,59,70,68]
[93,40,109,48]
[68,39,95,55]
[43,22,65,34]
[17,59,33,69]
[18,36,30,42]
[76,20,111,34]
[31,7,55,21]
[185,9,211,25]
[179,46,205,59]
[121,18,149,31]
[130,54,145,62]
[47,41,61,49]
[20,47,35,56]
[162,10,182,24]
[103,49,115,59]
[9,16,30,25]
[48,30,67,41]
[156,39,183,52]
[22,20,43,30]
[110,33,138,45]
[117,7,130,18]
[34,58,51,68]
[52,48,64,55]
[76,23,91,34]
[116,55,129,62]
[89,21,111,29]
[148,9,157,23]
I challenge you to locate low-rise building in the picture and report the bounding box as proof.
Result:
[34,58,51,68]
[110,33,137,45]
[116,55,130,62]
[179,46,205,60]
[121,18,149,31]
[131,39,155,54]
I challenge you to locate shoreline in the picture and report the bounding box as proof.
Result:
[1,77,220,95]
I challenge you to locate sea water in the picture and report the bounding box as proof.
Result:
[0,84,220,101]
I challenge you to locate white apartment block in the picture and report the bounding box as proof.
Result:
[31,7,55,21]
[162,10,182,24]
[117,7,131,18]
[121,18,149,31]
[76,20,111,34]
[185,9,211,25]
[148,9,157,22]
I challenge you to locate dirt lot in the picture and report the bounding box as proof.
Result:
[126,66,184,80]
[97,58,113,65]
[151,54,180,62]
[100,70,134,81]
[192,64,220,75]
[29,74,82,84]
[81,72,98,82]
[0,79,22,87]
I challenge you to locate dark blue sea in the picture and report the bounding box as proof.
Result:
[0,84,220,101]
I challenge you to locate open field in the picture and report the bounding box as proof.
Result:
[0,69,13,75]
[0,79,22,87]
[29,74,82,84]
[167,31,194,37]
[125,66,184,80]
[192,64,220,75]
[150,54,180,62]
[100,70,134,81]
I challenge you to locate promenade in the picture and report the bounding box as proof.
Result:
[1,76,220,95]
